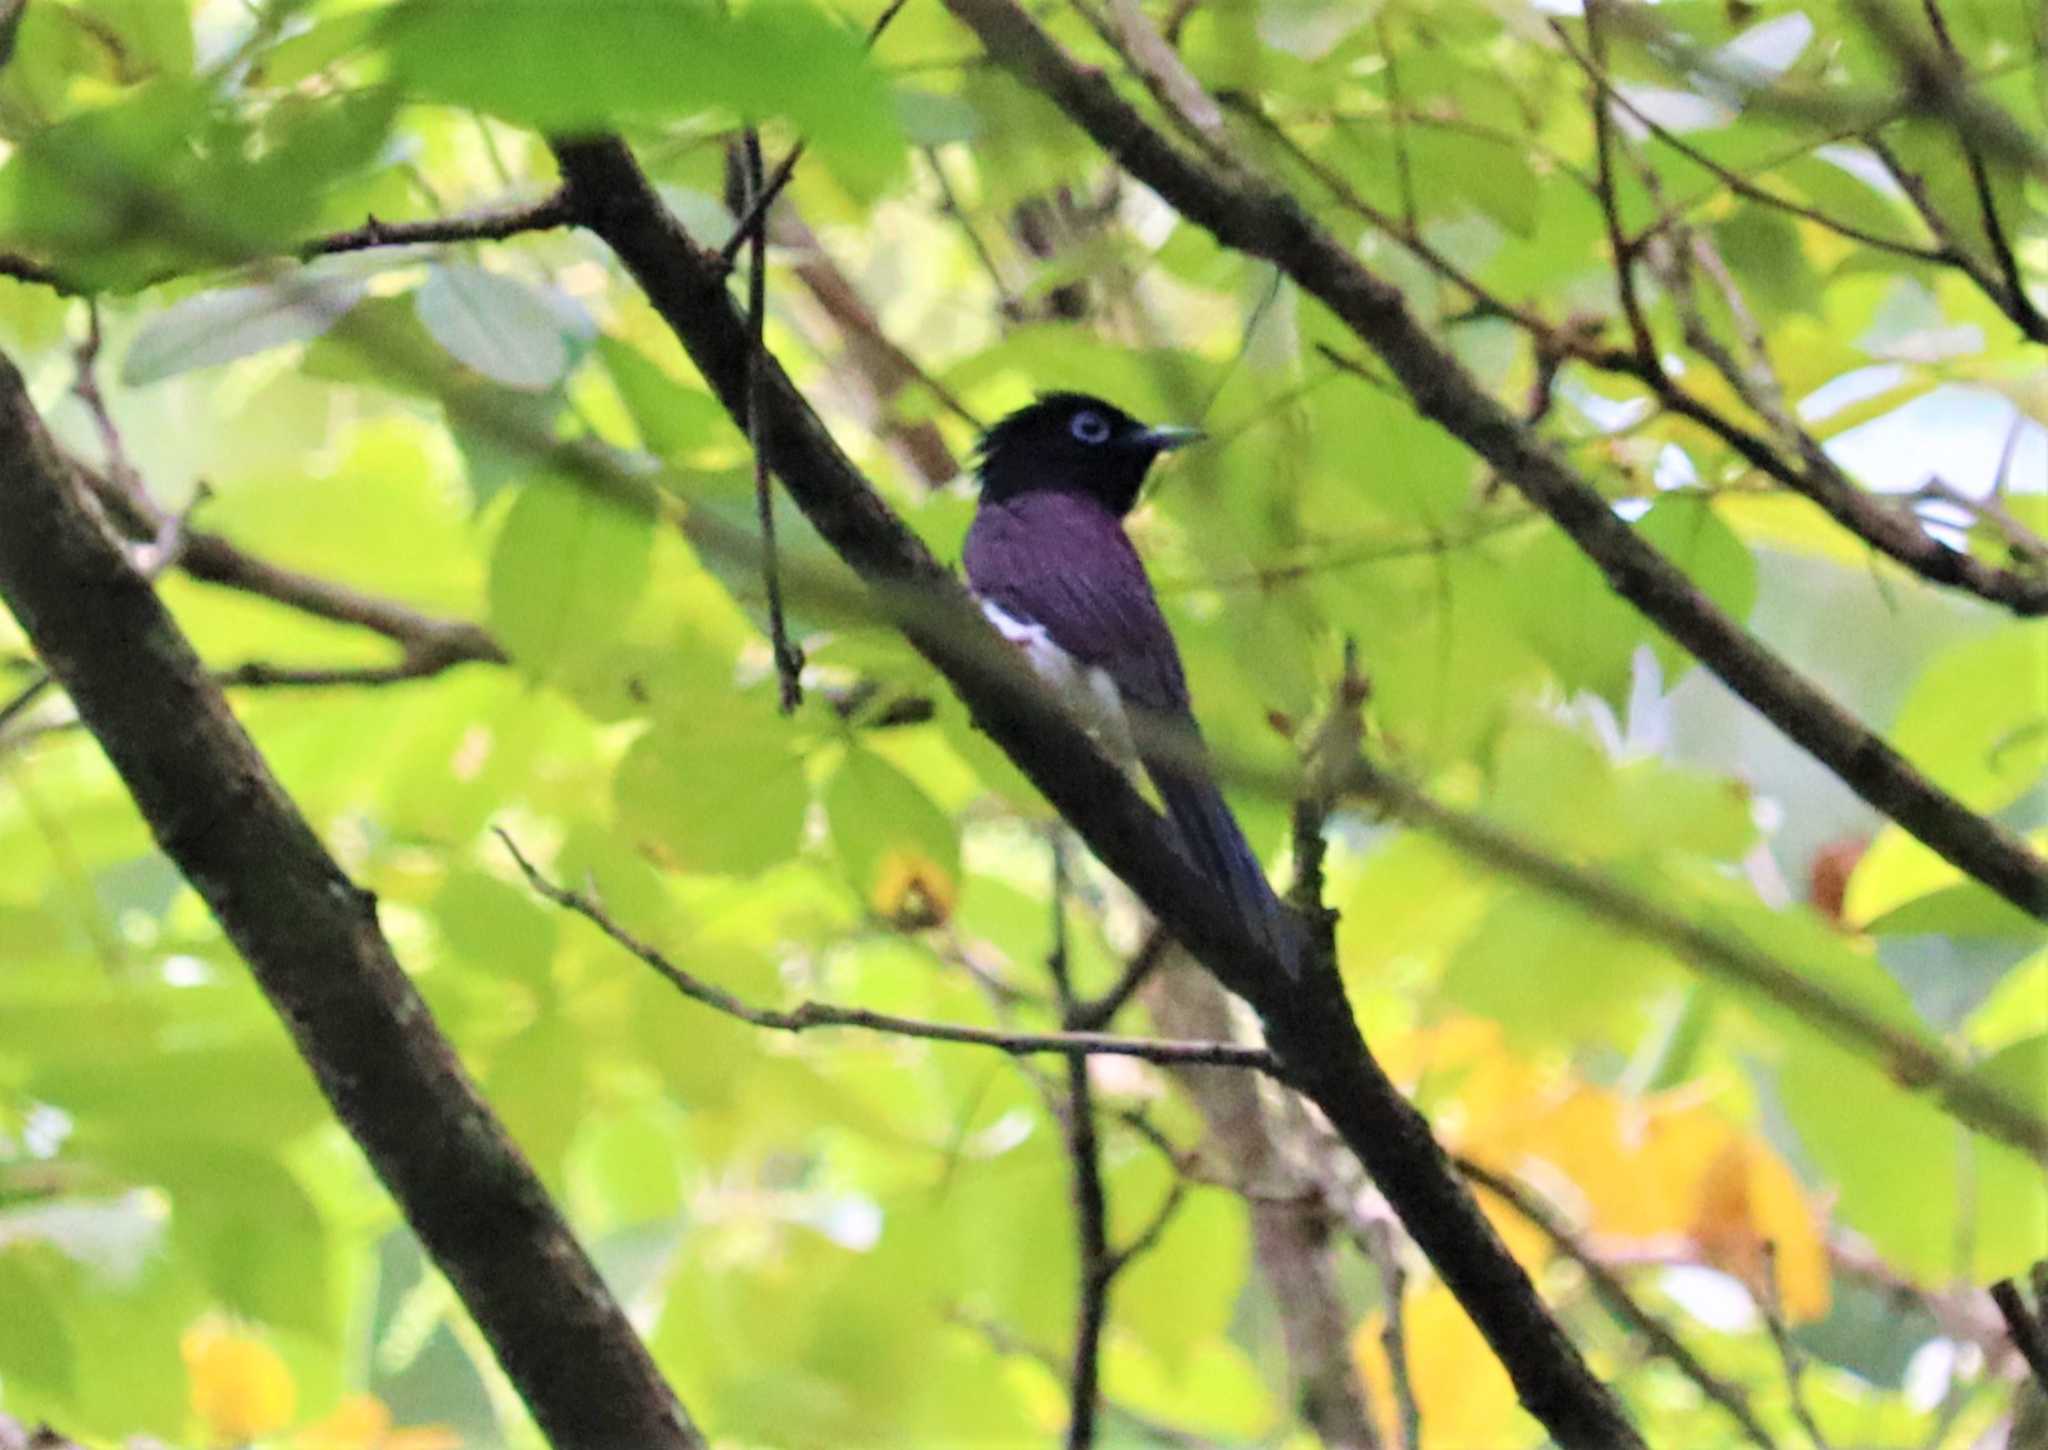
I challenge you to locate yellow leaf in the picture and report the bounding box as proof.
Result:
[870,847,956,928]
[183,1319,297,1443]
[1354,1283,1535,1450]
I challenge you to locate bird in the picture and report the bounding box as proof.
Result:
[963,392,1303,977]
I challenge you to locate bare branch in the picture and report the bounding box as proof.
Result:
[499,830,1279,1073]
[300,189,574,259]
[1585,3,1657,366]
[1145,958,1384,1450]
[1070,921,1170,1030]
[1047,835,1109,1450]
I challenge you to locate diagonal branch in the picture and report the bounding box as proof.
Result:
[546,132,1646,1450]
[0,350,704,1449]
[941,0,2048,920]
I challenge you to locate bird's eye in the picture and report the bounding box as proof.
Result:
[1069,410,1112,445]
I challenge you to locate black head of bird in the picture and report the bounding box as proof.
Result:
[974,392,1203,515]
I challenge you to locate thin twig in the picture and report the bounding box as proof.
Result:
[1913,474,2048,566]
[716,0,915,270]
[0,672,55,737]
[1060,1046,1109,1449]
[1049,834,1107,1450]
[1762,1242,1830,1450]
[948,1311,1218,1448]
[1915,0,2048,340]
[742,132,804,713]
[1070,922,1169,1030]
[1376,15,1418,238]
[923,146,1018,315]
[1360,1215,1421,1450]
[499,829,1281,1072]
[1583,4,1656,366]
[301,189,574,259]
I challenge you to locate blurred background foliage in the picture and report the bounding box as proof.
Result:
[0,0,2042,1445]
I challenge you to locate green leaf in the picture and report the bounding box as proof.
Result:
[825,747,960,925]
[487,1016,588,1180]
[1891,624,2048,812]
[102,1142,335,1337]
[121,274,366,385]
[487,476,656,688]
[0,81,394,287]
[33,1045,331,1150]
[383,0,904,192]
[0,1249,77,1400]
[1515,495,1756,703]
[1967,1034,2048,1121]
[1113,1183,1248,1372]
[1442,891,1677,1044]
[1712,205,1819,321]
[614,720,811,876]
[597,335,739,458]
[433,869,559,989]
[1777,1036,2048,1281]
[1411,129,1539,238]
[1864,881,2047,940]
[414,263,591,392]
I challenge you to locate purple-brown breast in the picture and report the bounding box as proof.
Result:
[963,490,1191,714]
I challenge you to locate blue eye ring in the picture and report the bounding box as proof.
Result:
[1070,410,1112,444]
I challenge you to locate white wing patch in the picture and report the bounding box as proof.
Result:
[981,598,1139,773]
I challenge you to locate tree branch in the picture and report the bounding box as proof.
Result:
[299,188,574,259]
[546,132,1646,1450]
[79,464,507,671]
[0,350,704,1449]
[500,830,1278,1073]
[941,0,2048,920]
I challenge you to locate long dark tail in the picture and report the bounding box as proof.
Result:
[1154,770,1304,979]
